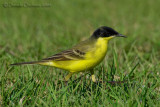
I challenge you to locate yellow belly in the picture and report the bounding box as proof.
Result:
[52,58,104,72]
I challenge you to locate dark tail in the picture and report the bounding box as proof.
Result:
[10,61,44,66]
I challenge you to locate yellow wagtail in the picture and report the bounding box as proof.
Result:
[11,26,126,82]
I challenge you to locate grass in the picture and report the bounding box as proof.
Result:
[0,0,160,106]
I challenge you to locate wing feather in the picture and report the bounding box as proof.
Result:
[42,38,96,61]
[42,49,85,61]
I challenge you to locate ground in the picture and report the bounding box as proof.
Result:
[0,0,160,106]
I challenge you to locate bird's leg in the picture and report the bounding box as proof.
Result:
[90,70,97,82]
[65,72,73,81]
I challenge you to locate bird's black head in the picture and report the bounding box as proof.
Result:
[91,26,126,39]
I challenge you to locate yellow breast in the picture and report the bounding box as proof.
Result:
[84,37,108,69]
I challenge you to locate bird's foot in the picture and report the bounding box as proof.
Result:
[91,74,97,83]
[64,72,73,81]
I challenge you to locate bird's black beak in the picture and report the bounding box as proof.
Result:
[116,34,126,38]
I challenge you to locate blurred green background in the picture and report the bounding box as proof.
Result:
[0,0,160,106]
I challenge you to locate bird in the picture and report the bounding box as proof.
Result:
[11,26,126,82]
